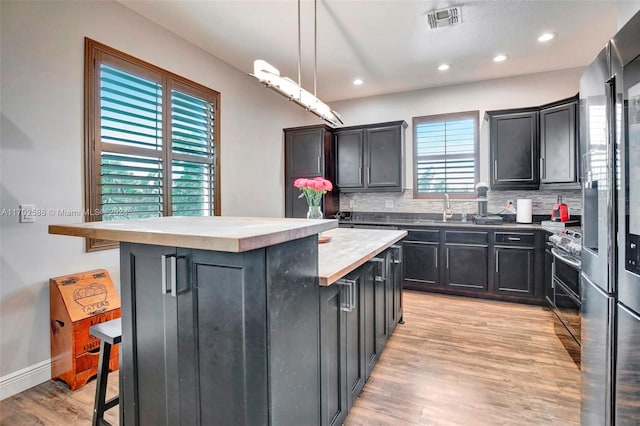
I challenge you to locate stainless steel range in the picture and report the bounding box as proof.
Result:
[546,229,582,366]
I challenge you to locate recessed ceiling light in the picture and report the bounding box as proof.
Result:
[438,64,450,71]
[538,32,556,42]
[493,54,508,63]
[353,78,363,85]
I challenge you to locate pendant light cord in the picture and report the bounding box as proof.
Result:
[314,0,317,97]
[297,0,302,93]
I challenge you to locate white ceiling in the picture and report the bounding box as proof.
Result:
[118,0,618,102]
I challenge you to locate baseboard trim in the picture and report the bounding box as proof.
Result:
[0,359,52,401]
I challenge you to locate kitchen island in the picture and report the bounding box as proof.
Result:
[49,217,406,426]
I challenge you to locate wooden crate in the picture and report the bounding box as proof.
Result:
[50,269,121,390]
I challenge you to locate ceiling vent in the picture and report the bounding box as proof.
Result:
[426,7,461,30]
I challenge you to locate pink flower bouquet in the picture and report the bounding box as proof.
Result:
[294,177,333,207]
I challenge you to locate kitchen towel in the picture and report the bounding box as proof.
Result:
[516,199,532,223]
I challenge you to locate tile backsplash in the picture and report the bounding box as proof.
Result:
[339,189,582,217]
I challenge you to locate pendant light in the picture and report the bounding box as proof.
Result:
[250,0,343,127]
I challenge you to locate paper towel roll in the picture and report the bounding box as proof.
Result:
[516,199,532,223]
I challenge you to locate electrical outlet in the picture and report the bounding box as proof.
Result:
[385,200,394,208]
[349,199,355,208]
[20,204,35,223]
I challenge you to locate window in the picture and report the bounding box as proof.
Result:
[85,38,220,250]
[412,111,479,198]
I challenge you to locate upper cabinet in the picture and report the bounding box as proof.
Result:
[488,108,540,190]
[284,125,338,218]
[539,96,579,189]
[487,94,579,190]
[335,121,407,192]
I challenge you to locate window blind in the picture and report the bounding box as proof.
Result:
[86,38,221,251]
[414,113,477,195]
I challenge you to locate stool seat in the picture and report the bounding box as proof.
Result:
[90,318,122,345]
[90,318,122,426]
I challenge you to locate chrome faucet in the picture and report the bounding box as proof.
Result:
[442,193,453,222]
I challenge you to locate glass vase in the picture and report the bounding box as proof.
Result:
[306,205,323,220]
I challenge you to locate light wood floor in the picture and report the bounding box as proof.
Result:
[0,291,580,426]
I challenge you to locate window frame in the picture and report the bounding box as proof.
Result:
[412,110,480,199]
[84,38,221,251]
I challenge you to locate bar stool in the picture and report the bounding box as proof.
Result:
[89,318,121,426]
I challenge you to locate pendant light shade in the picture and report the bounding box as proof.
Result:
[249,1,343,127]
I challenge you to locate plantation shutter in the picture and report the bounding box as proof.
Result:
[414,112,477,195]
[99,63,164,220]
[86,39,221,251]
[170,86,216,216]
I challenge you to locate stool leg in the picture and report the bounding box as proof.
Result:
[92,340,112,426]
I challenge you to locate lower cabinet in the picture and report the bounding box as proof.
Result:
[402,229,440,289]
[494,246,535,295]
[119,237,321,426]
[319,248,403,426]
[401,227,545,304]
[444,231,489,291]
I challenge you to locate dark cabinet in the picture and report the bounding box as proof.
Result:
[539,96,579,188]
[335,121,407,192]
[403,235,440,290]
[387,244,403,333]
[488,108,539,190]
[399,225,545,304]
[284,125,338,218]
[119,237,321,426]
[319,250,401,426]
[493,232,536,296]
[443,231,488,291]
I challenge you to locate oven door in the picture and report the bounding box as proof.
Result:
[549,248,581,366]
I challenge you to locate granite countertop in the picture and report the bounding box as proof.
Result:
[49,216,338,252]
[318,228,407,286]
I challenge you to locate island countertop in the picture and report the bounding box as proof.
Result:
[49,216,338,252]
[318,228,408,286]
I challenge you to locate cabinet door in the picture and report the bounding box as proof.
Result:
[540,101,577,184]
[120,244,191,426]
[319,284,348,426]
[344,270,366,409]
[445,244,488,291]
[335,129,364,189]
[402,242,439,288]
[362,261,379,379]
[387,245,403,333]
[286,128,324,178]
[494,246,535,295]
[490,110,539,189]
[372,255,389,355]
[365,125,403,189]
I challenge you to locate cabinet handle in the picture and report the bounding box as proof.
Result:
[391,244,403,264]
[170,256,177,297]
[317,156,321,173]
[161,254,177,297]
[494,160,498,181]
[446,248,449,269]
[371,257,386,281]
[434,247,438,269]
[337,279,356,312]
[540,158,545,179]
[161,254,168,294]
[366,167,370,185]
[507,237,521,241]
[495,251,499,273]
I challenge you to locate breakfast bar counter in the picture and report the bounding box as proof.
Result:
[48,216,406,426]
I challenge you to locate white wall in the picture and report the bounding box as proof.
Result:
[617,0,640,29]
[0,0,318,398]
[332,67,584,187]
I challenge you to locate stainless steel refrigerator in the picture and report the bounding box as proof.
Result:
[580,10,640,426]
